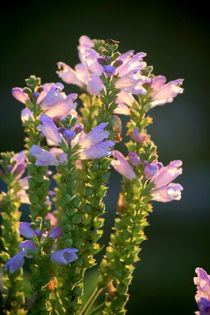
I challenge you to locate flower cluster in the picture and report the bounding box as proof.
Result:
[4,220,78,274]
[0,35,186,315]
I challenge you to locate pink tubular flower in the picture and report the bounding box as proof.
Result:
[11,151,27,179]
[51,248,79,265]
[128,152,141,166]
[37,114,62,146]
[12,88,29,104]
[21,108,33,122]
[115,91,136,115]
[132,127,147,143]
[46,212,58,227]
[194,267,210,315]
[37,83,78,120]
[111,150,136,180]
[30,145,59,166]
[79,140,115,159]
[12,82,78,121]
[150,75,184,108]
[57,35,150,99]
[148,160,183,202]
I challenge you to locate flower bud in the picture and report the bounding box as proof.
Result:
[133,127,146,143]
[32,91,40,99]
[34,229,42,237]
[113,59,123,67]
[21,108,33,123]
[97,57,106,66]
[128,152,141,166]
[144,163,158,179]
[49,227,63,240]
[103,65,116,77]
[63,129,76,142]
[5,165,12,171]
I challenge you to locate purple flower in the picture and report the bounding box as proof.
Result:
[151,183,183,203]
[12,88,29,104]
[21,108,33,122]
[86,73,104,95]
[17,176,30,204]
[73,122,115,160]
[37,114,62,146]
[103,65,116,77]
[19,222,35,238]
[19,240,38,257]
[78,122,109,149]
[148,160,183,203]
[115,91,135,115]
[35,229,42,237]
[63,129,76,142]
[132,127,147,143]
[51,248,79,265]
[144,163,158,179]
[49,227,62,240]
[111,150,136,180]
[115,70,150,95]
[11,151,27,179]
[79,140,115,159]
[30,145,59,166]
[194,268,210,315]
[4,253,24,274]
[57,36,149,98]
[151,160,182,188]
[128,152,141,166]
[150,75,184,108]
[57,62,86,87]
[12,82,78,121]
[116,51,147,77]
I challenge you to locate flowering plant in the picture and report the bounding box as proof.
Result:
[0,35,205,314]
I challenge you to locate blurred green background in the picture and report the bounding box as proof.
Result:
[0,1,209,314]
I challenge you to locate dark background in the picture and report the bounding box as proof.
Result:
[0,1,210,314]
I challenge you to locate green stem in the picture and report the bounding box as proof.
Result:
[80,287,103,315]
[0,152,25,313]
[87,302,106,315]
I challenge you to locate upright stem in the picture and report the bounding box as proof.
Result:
[98,94,157,314]
[77,43,120,312]
[23,77,52,313]
[80,287,103,315]
[0,162,25,314]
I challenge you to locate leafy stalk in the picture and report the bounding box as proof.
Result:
[0,152,25,314]
[98,93,158,314]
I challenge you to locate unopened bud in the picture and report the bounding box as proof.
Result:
[32,91,40,99]
[5,165,12,171]
[97,57,106,66]
[63,129,76,142]
[128,152,141,166]
[113,59,123,67]
[144,163,158,179]
[133,127,147,143]
[117,192,127,212]
[103,65,116,77]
